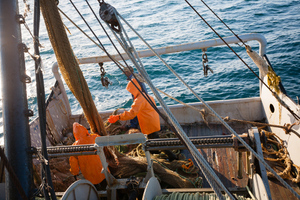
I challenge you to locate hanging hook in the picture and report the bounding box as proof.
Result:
[99,63,112,88]
[202,49,213,77]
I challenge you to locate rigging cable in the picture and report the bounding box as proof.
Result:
[71,0,164,122]
[197,0,246,46]
[70,0,154,108]
[68,2,193,176]
[180,0,300,197]
[67,3,215,195]
[33,0,57,199]
[58,7,127,69]
[74,0,176,127]
[113,10,236,200]
[66,0,154,113]
[184,0,300,121]
[68,2,232,199]
[85,1,203,167]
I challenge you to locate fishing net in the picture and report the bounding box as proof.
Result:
[113,155,202,188]
[40,0,106,136]
[106,121,202,189]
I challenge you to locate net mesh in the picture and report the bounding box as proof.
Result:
[40,0,106,136]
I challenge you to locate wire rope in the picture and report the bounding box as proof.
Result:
[184,0,300,121]
[69,3,208,179]
[180,2,300,196]
[197,0,246,46]
[71,0,155,108]
[57,7,130,70]
[70,1,232,198]
[116,12,236,200]
[34,0,56,199]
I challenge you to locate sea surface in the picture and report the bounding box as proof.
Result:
[0,0,299,145]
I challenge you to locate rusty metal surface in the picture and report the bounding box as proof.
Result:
[181,123,249,189]
[180,122,300,199]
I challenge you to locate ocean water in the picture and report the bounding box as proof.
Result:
[0,0,299,145]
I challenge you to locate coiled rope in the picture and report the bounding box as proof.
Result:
[261,130,300,183]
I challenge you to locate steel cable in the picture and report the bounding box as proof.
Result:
[184,0,300,121]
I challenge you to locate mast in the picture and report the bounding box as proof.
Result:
[0,0,32,199]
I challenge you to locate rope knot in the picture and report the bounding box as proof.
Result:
[284,121,299,135]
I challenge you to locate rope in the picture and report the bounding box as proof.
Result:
[104,9,167,117]
[99,5,214,180]
[70,1,173,136]
[156,88,210,126]
[262,130,300,183]
[116,129,202,188]
[196,0,246,47]
[156,87,300,138]
[123,13,300,196]
[225,118,300,137]
[34,0,56,199]
[57,7,126,69]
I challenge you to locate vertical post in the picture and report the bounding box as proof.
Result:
[237,151,243,179]
[246,151,251,176]
[0,0,32,199]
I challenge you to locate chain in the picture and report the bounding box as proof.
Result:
[202,49,213,77]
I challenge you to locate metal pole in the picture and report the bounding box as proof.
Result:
[0,0,32,199]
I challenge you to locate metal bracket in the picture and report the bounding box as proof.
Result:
[24,109,34,117]
[23,74,31,83]
[16,14,25,24]
[19,43,29,53]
